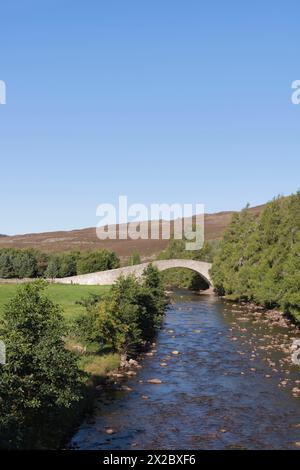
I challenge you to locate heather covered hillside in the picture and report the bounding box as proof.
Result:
[0,205,264,261]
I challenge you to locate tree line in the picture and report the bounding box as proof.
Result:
[0,248,120,279]
[211,192,300,322]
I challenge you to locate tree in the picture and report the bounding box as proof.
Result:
[74,265,169,358]
[59,252,79,278]
[34,250,49,277]
[210,193,300,319]
[210,206,257,297]
[13,250,38,278]
[77,250,120,275]
[0,281,83,449]
[157,238,187,260]
[142,263,167,322]
[44,256,60,279]
[0,251,15,278]
[0,249,46,279]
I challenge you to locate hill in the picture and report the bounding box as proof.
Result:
[0,204,265,262]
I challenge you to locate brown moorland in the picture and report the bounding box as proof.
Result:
[0,204,265,262]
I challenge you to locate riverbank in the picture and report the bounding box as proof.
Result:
[221,299,300,398]
[58,352,120,449]
[62,335,163,448]
[223,296,300,329]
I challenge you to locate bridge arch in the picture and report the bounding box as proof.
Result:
[151,260,211,287]
[55,259,212,287]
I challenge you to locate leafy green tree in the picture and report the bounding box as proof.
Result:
[281,229,300,320]
[0,281,83,449]
[33,250,49,277]
[73,264,168,358]
[77,250,120,275]
[95,279,144,356]
[157,238,187,260]
[142,263,167,322]
[59,252,79,278]
[13,250,38,278]
[0,249,50,279]
[44,256,60,279]
[73,293,106,344]
[210,206,257,297]
[0,251,15,278]
[192,240,220,263]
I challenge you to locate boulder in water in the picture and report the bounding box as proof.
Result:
[147,378,162,384]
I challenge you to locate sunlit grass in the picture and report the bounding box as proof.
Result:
[0,283,110,320]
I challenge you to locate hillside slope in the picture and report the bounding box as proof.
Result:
[0,205,265,261]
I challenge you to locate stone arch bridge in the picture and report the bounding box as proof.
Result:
[55,259,212,287]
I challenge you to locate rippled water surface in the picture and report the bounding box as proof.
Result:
[71,291,300,450]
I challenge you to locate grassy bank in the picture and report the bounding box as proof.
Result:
[0,283,110,321]
[65,335,120,381]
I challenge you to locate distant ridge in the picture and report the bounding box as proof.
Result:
[0,204,265,262]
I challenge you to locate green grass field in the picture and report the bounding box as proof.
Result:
[0,283,110,321]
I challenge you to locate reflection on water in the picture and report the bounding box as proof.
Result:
[70,290,300,450]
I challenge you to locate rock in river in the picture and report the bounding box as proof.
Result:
[147,378,162,384]
[105,428,115,435]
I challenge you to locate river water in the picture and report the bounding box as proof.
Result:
[71,290,300,450]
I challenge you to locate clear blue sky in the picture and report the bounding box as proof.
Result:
[0,0,299,235]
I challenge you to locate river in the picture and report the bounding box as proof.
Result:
[70,290,300,450]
